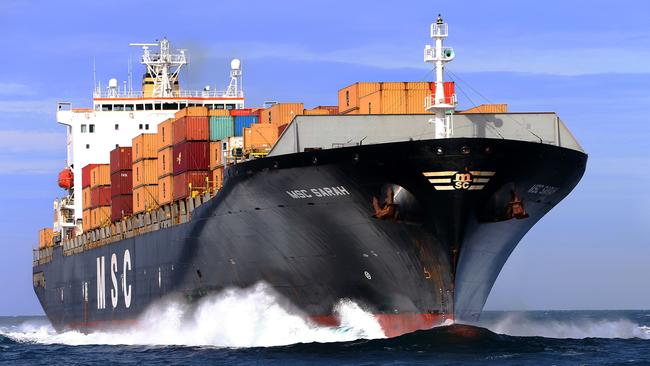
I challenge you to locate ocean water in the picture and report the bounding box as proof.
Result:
[1,286,649,365]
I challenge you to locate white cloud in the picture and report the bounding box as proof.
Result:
[0,158,63,175]
[0,99,58,115]
[0,130,65,152]
[0,82,33,96]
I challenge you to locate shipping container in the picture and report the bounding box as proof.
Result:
[278,123,288,136]
[406,89,432,114]
[173,171,209,200]
[229,108,254,116]
[381,82,406,90]
[211,166,224,191]
[380,89,407,114]
[458,104,508,114]
[313,105,339,114]
[173,141,210,174]
[208,109,230,117]
[110,147,132,174]
[110,170,132,196]
[82,187,92,210]
[250,123,279,150]
[133,185,159,213]
[338,83,380,114]
[90,185,111,208]
[209,141,223,170]
[82,209,92,232]
[82,164,100,188]
[358,90,381,114]
[90,164,111,188]
[133,159,158,187]
[303,108,330,115]
[243,128,252,152]
[111,194,133,222]
[234,115,257,136]
[260,103,304,125]
[38,228,54,249]
[406,82,431,90]
[132,133,158,162]
[157,147,173,178]
[209,116,234,141]
[175,106,208,119]
[173,116,209,144]
[157,118,174,150]
[91,206,111,229]
[158,175,174,205]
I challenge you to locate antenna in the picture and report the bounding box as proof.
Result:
[130,39,187,97]
[424,14,457,139]
[128,55,133,93]
[93,56,97,95]
[225,58,242,97]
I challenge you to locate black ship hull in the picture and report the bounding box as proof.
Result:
[33,138,586,337]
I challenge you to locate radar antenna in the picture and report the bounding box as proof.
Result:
[424,14,457,138]
[130,38,187,97]
[226,58,243,97]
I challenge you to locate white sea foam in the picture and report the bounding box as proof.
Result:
[481,313,650,340]
[1,283,385,347]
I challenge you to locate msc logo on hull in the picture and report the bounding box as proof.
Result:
[422,170,495,191]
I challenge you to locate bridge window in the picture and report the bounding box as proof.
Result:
[125,104,135,111]
[136,104,144,111]
[81,124,87,133]
[101,104,113,111]
[163,103,178,110]
[145,124,149,130]
[114,104,125,111]
[226,104,235,110]
[139,124,143,130]
[144,104,153,111]
[115,124,119,130]
[89,124,95,133]
[154,103,161,110]
[216,104,225,110]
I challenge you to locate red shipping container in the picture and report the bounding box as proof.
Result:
[173,171,209,200]
[173,141,210,175]
[82,164,100,188]
[172,116,209,144]
[90,186,111,208]
[111,170,133,196]
[111,194,133,222]
[229,108,254,116]
[110,147,132,174]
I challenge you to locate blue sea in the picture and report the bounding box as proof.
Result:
[1,309,648,365]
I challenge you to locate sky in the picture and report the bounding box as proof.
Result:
[0,0,649,315]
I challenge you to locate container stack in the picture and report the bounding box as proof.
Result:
[157,118,174,205]
[337,81,454,115]
[132,133,159,214]
[243,123,279,155]
[89,164,111,229]
[173,108,210,200]
[209,140,224,191]
[38,228,54,249]
[81,164,100,231]
[110,147,133,222]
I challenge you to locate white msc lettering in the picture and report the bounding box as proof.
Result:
[110,253,119,308]
[96,256,106,310]
[286,186,350,199]
[123,249,132,308]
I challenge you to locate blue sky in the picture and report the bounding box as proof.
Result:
[0,0,648,315]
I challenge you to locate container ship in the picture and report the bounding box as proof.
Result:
[33,16,587,338]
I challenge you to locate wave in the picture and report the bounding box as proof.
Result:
[476,313,650,340]
[0,283,385,347]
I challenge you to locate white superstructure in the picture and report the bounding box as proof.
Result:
[54,39,245,238]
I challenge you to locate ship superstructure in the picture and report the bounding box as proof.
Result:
[54,39,244,239]
[34,17,587,338]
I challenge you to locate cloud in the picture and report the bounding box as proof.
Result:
[0,99,58,115]
[0,158,63,175]
[0,82,33,96]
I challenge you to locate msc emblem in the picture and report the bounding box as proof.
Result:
[422,170,495,191]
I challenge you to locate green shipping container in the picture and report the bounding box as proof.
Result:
[209,116,234,141]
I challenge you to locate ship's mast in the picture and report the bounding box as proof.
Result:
[225,58,242,97]
[424,14,457,138]
[130,38,187,97]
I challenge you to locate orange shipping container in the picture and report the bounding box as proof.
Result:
[250,123,279,150]
[243,127,252,152]
[82,187,92,210]
[458,104,508,114]
[157,118,174,150]
[82,209,92,232]
[338,82,380,114]
[175,106,208,119]
[90,206,111,229]
[358,91,381,114]
[158,175,174,205]
[133,185,159,213]
[132,133,158,162]
[38,228,54,249]
[381,82,406,90]
[406,82,430,90]
[133,159,158,187]
[406,89,432,114]
[380,89,407,114]
[211,166,224,191]
[157,147,173,178]
[260,103,304,125]
[209,109,230,117]
[90,164,110,188]
[303,108,330,115]
[209,141,223,170]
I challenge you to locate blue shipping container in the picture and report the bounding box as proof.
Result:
[209,116,234,141]
[234,115,258,136]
